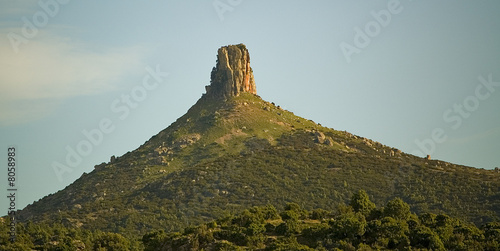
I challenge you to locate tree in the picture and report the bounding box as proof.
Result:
[260,204,280,220]
[268,236,314,251]
[482,222,500,250]
[93,232,131,251]
[379,217,410,249]
[330,213,367,242]
[410,225,445,250]
[384,198,411,221]
[349,190,376,216]
[311,208,330,220]
[213,240,243,250]
[482,221,500,241]
[419,212,437,227]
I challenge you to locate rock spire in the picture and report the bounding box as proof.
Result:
[205,44,257,99]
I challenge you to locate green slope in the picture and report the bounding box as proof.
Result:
[17,93,500,239]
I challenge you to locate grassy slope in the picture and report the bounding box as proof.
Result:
[18,93,500,238]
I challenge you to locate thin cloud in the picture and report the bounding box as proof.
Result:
[0,31,148,126]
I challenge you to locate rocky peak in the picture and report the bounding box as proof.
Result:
[205,44,257,99]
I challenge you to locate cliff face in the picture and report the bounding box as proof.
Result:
[205,44,256,99]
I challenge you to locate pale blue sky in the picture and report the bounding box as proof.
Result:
[1,1,499,211]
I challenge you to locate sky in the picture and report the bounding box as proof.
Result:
[1,0,499,212]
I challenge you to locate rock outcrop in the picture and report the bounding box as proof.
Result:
[205,44,256,99]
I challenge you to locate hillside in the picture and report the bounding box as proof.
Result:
[15,44,500,241]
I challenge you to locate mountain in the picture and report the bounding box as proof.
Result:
[18,44,500,240]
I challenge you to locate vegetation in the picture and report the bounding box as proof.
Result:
[3,191,498,250]
[11,93,500,248]
[0,221,139,250]
[144,191,500,250]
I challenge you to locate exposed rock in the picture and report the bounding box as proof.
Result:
[324,138,334,146]
[205,44,256,99]
[94,162,106,170]
[173,134,201,149]
[153,134,200,156]
[314,131,326,144]
[153,156,168,165]
[362,138,373,147]
[390,148,402,157]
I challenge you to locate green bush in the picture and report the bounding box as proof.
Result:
[93,232,131,251]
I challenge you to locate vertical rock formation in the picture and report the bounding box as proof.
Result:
[205,44,257,99]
